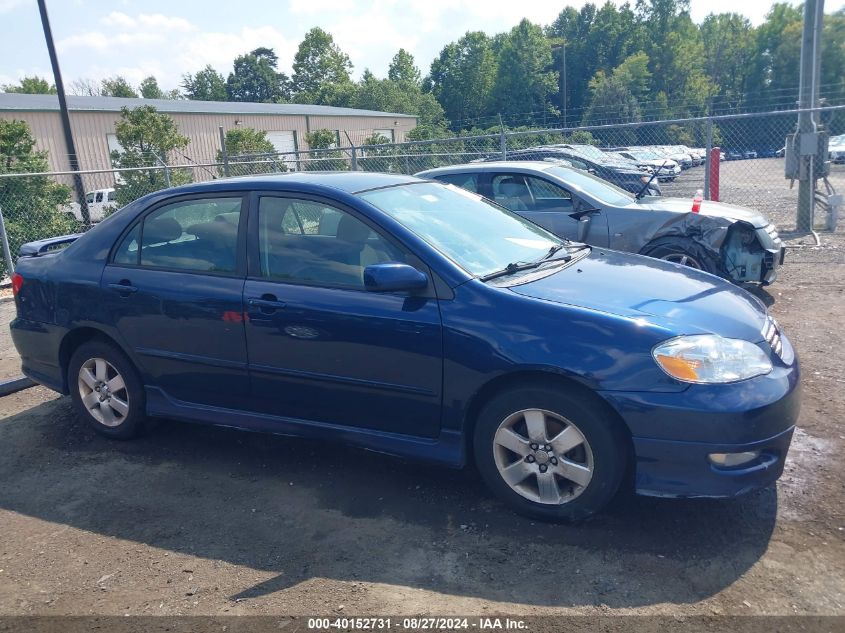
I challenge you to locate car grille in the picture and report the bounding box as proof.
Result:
[762,317,784,359]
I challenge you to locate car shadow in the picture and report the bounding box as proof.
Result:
[0,397,779,608]
[744,284,776,307]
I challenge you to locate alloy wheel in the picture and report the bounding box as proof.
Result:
[661,252,702,269]
[492,408,594,505]
[78,357,130,427]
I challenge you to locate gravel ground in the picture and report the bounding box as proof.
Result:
[661,158,845,232]
[0,232,843,620]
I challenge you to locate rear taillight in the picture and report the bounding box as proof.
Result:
[11,273,23,297]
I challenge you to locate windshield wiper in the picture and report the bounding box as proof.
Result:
[480,245,575,282]
[541,244,566,260]
[479,261,542,282]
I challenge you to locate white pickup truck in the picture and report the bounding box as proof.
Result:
[62,188,118,223]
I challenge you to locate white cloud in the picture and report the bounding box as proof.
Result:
[59,31,165,52]
[0,0,26,13]
[177,26,298,77]
[100,11,196,32]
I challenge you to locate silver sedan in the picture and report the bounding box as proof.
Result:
[416,161,785,285]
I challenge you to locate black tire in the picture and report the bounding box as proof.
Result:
[68,340,147,440]
[472,385,628,521]
[641,236,722,277]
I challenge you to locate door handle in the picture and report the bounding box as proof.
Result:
[247,296,287,311]
[108,281,138,294]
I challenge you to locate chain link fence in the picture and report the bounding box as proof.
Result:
[2,106,843,280]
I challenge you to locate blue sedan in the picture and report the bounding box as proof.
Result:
[9,173,800,520]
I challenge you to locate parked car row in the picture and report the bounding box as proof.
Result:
[484,144,663,197]
[11,171,799,521]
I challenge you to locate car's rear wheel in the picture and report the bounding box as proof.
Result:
[473,385,627,521]
[642,237,721,276]
[69,340,146,439]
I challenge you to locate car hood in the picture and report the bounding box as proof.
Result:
[509,250,768,341]
[598,162,643,172]
[642,159,678,168]
[635,198,769,228]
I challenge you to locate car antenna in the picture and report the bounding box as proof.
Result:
[634,162,664,199]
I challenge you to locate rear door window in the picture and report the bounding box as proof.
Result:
[491,174,572,212]
[432,173,479,194]
[112,196,243,273]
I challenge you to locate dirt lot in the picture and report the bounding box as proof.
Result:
[662,158,845,232]
[0,224,843,620]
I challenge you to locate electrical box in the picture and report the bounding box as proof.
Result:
[784,134,800,179]
[784,131,830,179]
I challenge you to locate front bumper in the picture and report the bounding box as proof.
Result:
[632,425,794,498]
[601,337,800,498]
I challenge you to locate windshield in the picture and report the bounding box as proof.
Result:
[568,144,606,160]
[632,150,662,160]
[358,182,564,278]
[543,166,636,206]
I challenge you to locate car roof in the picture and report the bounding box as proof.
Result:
[160,172,423,196]
[417,161,559,176]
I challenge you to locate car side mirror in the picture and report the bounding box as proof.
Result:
[364,263,428,292]
[577,217,591,242]
[568,208,601,243]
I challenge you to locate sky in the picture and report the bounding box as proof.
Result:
[1,0,844,92]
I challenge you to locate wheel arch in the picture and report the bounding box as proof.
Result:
[461,370,634,470]
[58,327,134,394]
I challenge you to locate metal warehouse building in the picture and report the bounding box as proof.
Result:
[0,93,417,173]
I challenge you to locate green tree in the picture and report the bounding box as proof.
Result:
[582,71,641,143]
[546,4,598,122]
[662,13,715,116]
[182,65,228,101]
[2,76,56,94]
[428,31,497,128]
[352,70,446,133]
[635,0,689,92]
[291,28,354,105]
[110,106,191,205]
[388,49,421,85]
[494,20,558,124]
[101,76,138,98]
[586,2,640,74]
[139,76,164,99]
[218,127,284,176]
[227,47,289,103]
[0,120,76,275]
[746,3,802,104]
[613,51,652,101]
[700,13,754,107]
[359,132,402,172]
[304,129,347,171]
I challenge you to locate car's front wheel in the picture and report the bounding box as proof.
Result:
[473,385,628,521]
[69,340,147,439]
[642,236,722,277]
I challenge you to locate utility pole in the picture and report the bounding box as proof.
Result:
[796,0,825,232]
[37,0,90,226]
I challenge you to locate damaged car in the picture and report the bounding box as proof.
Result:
[416,162,785,285]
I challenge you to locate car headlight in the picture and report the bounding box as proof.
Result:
[652,335,772,384]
